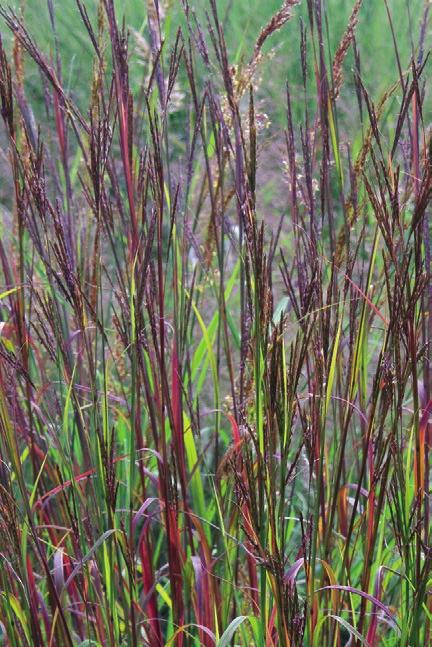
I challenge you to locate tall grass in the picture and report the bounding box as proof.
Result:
[0,1,431,645]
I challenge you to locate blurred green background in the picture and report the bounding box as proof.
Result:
[2,0,427,125]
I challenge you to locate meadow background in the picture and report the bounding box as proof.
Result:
[0,0,431,645]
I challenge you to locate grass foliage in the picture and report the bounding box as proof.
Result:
[0,0,431,645]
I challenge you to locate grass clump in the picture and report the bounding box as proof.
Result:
[0,1,431,645]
